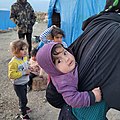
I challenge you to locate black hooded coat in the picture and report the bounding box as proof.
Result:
[70,12,120,110]
[46,12,120,111]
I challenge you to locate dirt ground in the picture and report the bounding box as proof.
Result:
[0,22,120,120]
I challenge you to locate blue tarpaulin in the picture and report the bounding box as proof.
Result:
[0,10,16,30]
[48,0,106,46]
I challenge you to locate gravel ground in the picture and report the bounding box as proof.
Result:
[0,22,120,120]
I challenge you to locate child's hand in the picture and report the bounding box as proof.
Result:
[29,67,34,72]
[25,69,30,75]
[92,87,101,102]
[51,25,56,28]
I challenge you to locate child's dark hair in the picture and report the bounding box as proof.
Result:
[51,43,73,64]
[31,48,38,57]
[51,43,64,64]
[51,27,65,38]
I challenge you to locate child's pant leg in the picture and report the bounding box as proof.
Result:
[14,84,28,115]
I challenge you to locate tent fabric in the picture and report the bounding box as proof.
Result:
[0,10,16,30]
[48,0,106,46]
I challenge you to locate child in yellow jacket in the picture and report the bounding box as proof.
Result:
[8,40,31,120]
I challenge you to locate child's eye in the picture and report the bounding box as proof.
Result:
[64,51,67,55]
[55,59,62,64]
[20,48,27,51]
[58,60,61,63]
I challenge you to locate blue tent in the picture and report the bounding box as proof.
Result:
[48,0,106,46]
[0,10,16,30]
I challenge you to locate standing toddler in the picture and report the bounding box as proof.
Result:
[8,40,31,120]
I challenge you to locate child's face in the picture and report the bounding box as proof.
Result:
[16,46,28,58]
[54,47,76,73]
[53,34,63,43]
[31,56,36,61]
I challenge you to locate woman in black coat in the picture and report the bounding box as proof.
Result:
[46,0,120,119]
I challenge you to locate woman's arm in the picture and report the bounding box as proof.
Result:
[46,80,65,108]
[39,26,53,43]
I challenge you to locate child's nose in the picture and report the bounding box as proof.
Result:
[65,57,70,63]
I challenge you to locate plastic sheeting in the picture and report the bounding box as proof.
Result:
[0,10,16,30]
[48,0,106,46]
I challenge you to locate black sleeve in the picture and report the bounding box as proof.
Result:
[88,91,95,105]
[46,80,65,108]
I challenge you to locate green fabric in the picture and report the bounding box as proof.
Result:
[108,0,119,9]
[72,101,107,120]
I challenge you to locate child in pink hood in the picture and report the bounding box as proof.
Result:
[36,42,107,120]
